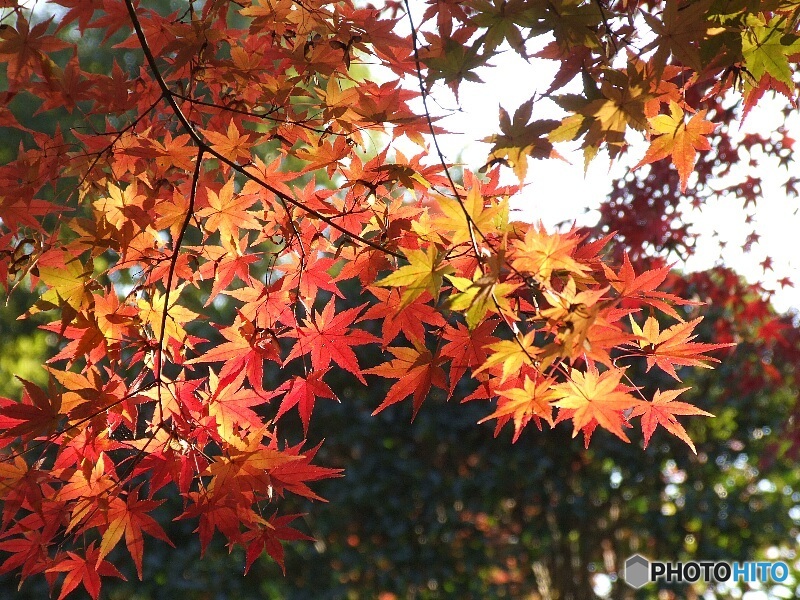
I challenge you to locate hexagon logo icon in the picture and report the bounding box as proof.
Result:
[624,554,651,589]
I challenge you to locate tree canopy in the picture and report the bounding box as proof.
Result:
[0,0,799,597]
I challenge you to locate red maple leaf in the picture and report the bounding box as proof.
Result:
[274,371,337,434]
[367,341,447,418]
[268,441,344,502]
[283,298,378,384]
[243,513,313,574]
[629,388,713,453]
[440,320,500,397]
[47,543,125,600]
[0,379,62,443]
[359,288,446,346]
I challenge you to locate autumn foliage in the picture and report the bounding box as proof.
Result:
[0,0,797,596]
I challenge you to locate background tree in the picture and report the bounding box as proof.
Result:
[1,1,800,599]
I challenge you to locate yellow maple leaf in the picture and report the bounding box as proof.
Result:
[37,257,91,311]
[375,245,454,309]
[445,265,518,330]
[138,284,199,344]
[474,330,539,383]
[434,187,508,247]
[511,225,589,283]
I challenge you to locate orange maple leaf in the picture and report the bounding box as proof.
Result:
[635,101,716,192]
[510,225,590,283]
[199,120,253,163]
[629,316,733,380]
[552,367,638,442]
[479,375,558,436]
[366,341,447,418]
[196,178,261,248]
[97,487,173,580]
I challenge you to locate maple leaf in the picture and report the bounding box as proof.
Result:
[202,369,270,443]
[552,367,638,442]
[59,454,118,531]
[295,136,351,176]
[742,14,800,91]
[0,527,54,581]
[482,99,562,181]
[35,254,91,313]
[445,259,519,330]
[274,371,337,434]
[282,298,378,384]
[366,341,447,418]
[510,225,590,283]
[375,245,455,309]
[97,487,173,580]
[552,66,651,159]
[479,375,558,439]
[540,278,607,360]
[52,0,102,33]
[642,0,713,76]
[629,388,713,454]
[473,330,540,384]
[635,101,716,192]
[202,431,301,504]
[0,378,63,442]
[187,312,279,392]
[441,319,499,396]
[178,492,242,556]
[199,120,253,163]
[196,241,258,306]
[0,15,70,85]
[47,543,125,600]
[137,284,199,345]
[606,252,669,297]
[629,316,734,380]
[152,132,197,173]
[196,178,261,249]
[433,186,508,247]
[0,453,50,527]
[243,513,313,575]
[268,441,344,502]
[359,288,446,346]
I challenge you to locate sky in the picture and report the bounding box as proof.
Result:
[422,49,800,313]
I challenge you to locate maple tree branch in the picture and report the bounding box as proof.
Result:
[592,0,619,55]
[154,147,205,418]
[123,0,402,260]
[170,91,357,138]
[402,0,483,257]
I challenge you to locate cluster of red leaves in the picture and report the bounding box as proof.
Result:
[5,0,799,597]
